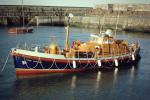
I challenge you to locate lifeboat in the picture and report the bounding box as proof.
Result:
[10,28,140,76]
[10,14,140,76]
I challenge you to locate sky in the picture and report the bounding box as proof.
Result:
[0,0,150,7]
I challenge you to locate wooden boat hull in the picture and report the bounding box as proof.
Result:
[11,48,140,76]
[8,27,33,34]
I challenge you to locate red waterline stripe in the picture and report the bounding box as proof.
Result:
[16,68,98,76]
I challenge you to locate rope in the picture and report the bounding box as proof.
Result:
[85,51,97,69]
[126,55,131,63]
[47,58,72,69]
[88,59,94,68]
[23,56,40,69]
[1,53,10,72]
[92,60,98,68]
[53,59,60,69]
[39,58,44,69]
[77,51,90,69]
[107,59,114,67]
[68,59,73,69]
[33,58,40,69]
[48,58,55,69]
[63,58,70,69]
[82,60,90,69]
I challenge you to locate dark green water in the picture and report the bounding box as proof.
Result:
[0,26,150,100]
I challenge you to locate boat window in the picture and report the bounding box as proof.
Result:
[102,39,113,44]
[89,34,99,42]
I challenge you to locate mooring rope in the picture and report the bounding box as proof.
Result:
[1,53,10,72]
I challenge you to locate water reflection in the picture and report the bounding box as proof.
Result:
[94,71,101,98]
[95,71,101,90]
[130,66,135,79]
[113,68,118,84]
[128,65,138,84]
[2,65,139,100]
[71,75,77,90]
[14,74,87,100]
[70,75,77,100]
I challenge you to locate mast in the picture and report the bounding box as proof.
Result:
[114,5,120,38]
[64,13,73,51]
[100,14,105,34]
[21,0,24,27]
[65,26,69,51]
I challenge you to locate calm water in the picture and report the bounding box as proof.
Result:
[0,26,150,100]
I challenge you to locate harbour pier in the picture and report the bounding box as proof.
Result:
[0,4,150,32]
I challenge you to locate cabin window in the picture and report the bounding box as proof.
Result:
[90,37,98,42]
